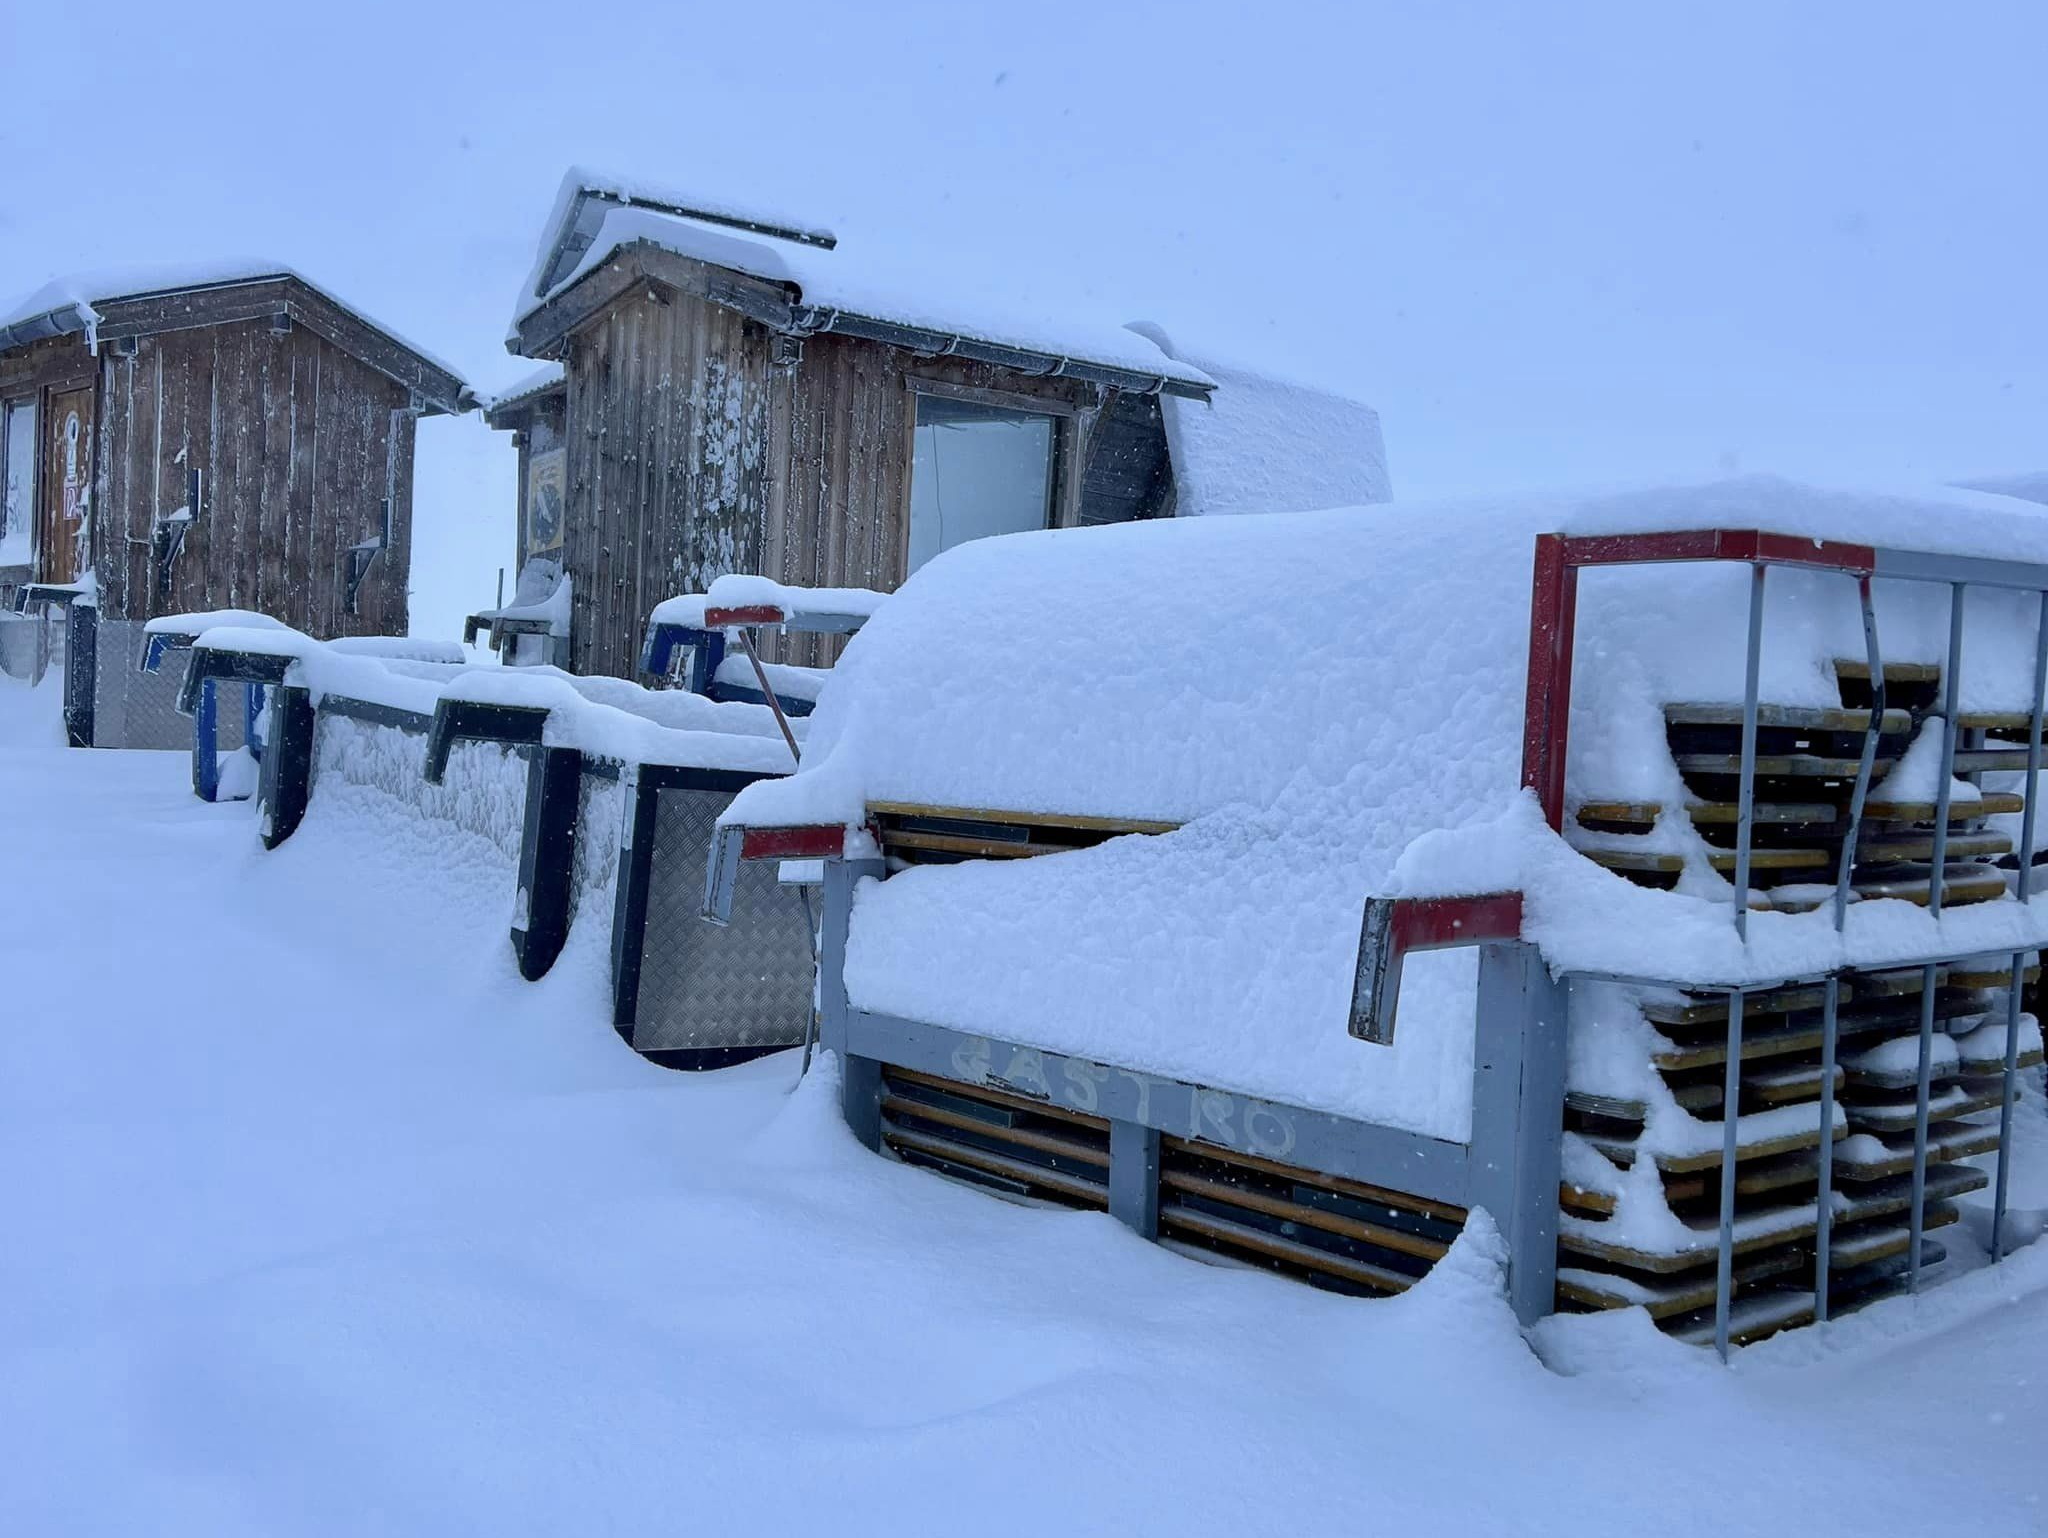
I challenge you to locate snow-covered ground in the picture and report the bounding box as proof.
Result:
[3,676,2046,1535]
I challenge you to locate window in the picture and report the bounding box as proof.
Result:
[907,392,1059,574]
[0,399,33,567]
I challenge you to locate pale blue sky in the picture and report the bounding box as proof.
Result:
[3,0,2041,633]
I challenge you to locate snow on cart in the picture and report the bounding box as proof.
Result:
[162,581,879,1067]
[710,476,2048,1352]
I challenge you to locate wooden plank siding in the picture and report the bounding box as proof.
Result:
[74,318,416,634]
[549,259,1104,677]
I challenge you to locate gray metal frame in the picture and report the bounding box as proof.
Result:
[813,860,1571,1324]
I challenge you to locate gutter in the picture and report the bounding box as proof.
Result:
[790,303,1214,402]
[0,300,98,355]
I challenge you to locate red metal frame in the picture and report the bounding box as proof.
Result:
[1519,528,1877,829]
[739,824,847,861]
[1388,892,1525,952]
[703,604,787,628]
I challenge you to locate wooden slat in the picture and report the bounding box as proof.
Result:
[868,800,1179,835]
[1662,703,1912,734]
[1158,1205,1417,1295]
[1864,791,2022,820]
[885,1064,1109,1131]
[1572,845,1829,875]
[884,1125,1108,1205]
[881,828,1053,860]
[1674,752,1879,777]
[1159,1168,1449,1263]
[1575,800,1839,828]
[1160,1137,1467,1225]
[1833,659,1940,684]
[881,1094,1109,1168]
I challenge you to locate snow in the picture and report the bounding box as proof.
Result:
[1952,471,2048,507]
[437,668,798,774]
[481,360,564,413]
[1130,321,1392,513]
[1877,718,1981,807]
[475,562,571,636]
[4,684,2048,1532]
[181,615,800,774]
[726,476,2048,1137]
[712,653,827,704]
[517,170,1214,392]
[0,262,467,386]
[649,576,889,633]
[143,608,291,636]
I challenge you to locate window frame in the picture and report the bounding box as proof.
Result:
[900,376,1081,580]
[0,393,38,571]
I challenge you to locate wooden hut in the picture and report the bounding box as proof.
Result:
[500,168,1389,677]
[0,266,470,745]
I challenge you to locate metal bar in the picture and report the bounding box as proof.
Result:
[1835,576,1884,930]
[1734,564,1766,939]
[193,676,220,802]
[1927,584,1966,917]
[1715,987,1746,1361]
[2019,587,2048,898]
[1908,960,1938,1289]
[244,682,266,760]
[1814,975,1840,1320]
[795,887,821,1079]
[1109,1119,1163,1240]
[1520,533,1576,829]
[1991,592,2048,1263]
[735,628,801,764]
[1469,943,1568,1325]
[1558,528,1876,574]
[1871,545,2048,594]
[1993,948,2026,1262]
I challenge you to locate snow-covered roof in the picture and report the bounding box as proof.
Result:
[725,476,2048,1138]
[513,167,1213,397]
[1131,322,1391,513]
[482,361,566,417]
[0,263,469,405]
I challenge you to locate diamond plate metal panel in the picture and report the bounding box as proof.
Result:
[634,785,814,1053]
[91,620,229,750]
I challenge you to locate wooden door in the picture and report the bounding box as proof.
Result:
[39,386,93,584]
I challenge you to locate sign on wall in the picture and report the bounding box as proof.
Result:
[526,448,565,556]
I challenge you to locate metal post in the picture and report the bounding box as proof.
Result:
[1469,942,1569,1326]
[820,857,886,1148]
[1734,565,1766,939]
[1109,1120,1163,1239]
[1994,948,2027,1262]
[1991,590,2048,1261]
[244,681,265,760]
[255,684,315,850]
[736,628,801,764]
[1834,576,1884,930]
[510,746,582,982]
[1814,975,1839,1321]
[193,676,220,802]
[1928,584,1966,915]
[1715,987,1745,1361]
[1908,961,1938,1289]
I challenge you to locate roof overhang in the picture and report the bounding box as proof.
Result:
[0,275,473,415]
[510,240,1214,403]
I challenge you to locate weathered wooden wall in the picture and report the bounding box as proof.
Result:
[557,265,1102,678]
[562,286,772,678]
[91,320,415,635]
[1,320,415,633]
